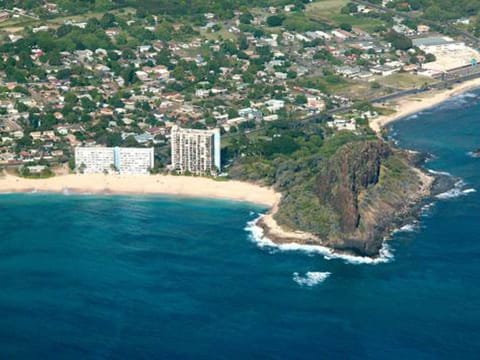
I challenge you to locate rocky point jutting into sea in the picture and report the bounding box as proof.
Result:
[257,139,444,258]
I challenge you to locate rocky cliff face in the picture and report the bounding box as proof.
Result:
[315,140,430,256]
[272,140,432,257]
[317,141,391,235]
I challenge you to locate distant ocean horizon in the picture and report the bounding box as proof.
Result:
[1,90,480,358]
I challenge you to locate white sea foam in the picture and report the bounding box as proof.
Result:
[292,272,331,287]
[441,93,478,109]
[393,223,418,233]
[427,169,452,177]
[425,154,435,162]
[435,179,476,200]
[421,201,435,216]
[458,92,477,99]
[467,151,480,158]
[245,216,394,265]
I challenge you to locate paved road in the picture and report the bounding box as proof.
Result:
[222,69,480,140]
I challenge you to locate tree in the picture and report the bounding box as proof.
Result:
[121,67,138,85]
[47,51,63,66]
[295,94,307,105]
[341,2,358,14]
[205,116,217,127]
[287,70,297,79]
[340,23,353,32]
[261,136,299,157]
[253,28,265,38]
[266,15,285,27]
[105,133,122,147]
[100,13,116,28]
[123,135,138,147]
[239,12,253,24]
[384,30,412,50]
[425,53,436,63]
[238,34,249,50]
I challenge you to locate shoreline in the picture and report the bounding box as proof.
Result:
[0,171,330,255]
[370,77,480,134]
[253,163,435,262]
[0,173,281,207]
[252,77,480,260]
[3,79,477,262]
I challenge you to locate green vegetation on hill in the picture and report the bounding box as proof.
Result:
[226,115,426,256]
[2,0,117,14]
[125,0,304,17]
[368,0,480,21]
[4,0,311,18]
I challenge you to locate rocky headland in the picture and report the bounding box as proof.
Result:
[258,140,437,258]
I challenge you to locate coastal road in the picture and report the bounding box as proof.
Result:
[221,69,480,142]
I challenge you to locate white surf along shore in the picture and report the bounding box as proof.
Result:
[2,78,479,264]
[0,171,394,264]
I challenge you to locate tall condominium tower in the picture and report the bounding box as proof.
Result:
[170,125,221,175]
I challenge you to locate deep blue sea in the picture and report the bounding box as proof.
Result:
[1,92,480,359]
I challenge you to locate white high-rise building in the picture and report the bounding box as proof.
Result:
[74,147,114,174]
[170,126,221,175]
[75,147,154,174]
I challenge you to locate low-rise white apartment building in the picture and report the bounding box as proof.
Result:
[75,147,154,174]
[170,126,221,175]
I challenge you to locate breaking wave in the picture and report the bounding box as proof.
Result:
[245,215,394,265]
[438,92,479,110]
[421,201,435,216]
[457,92,478,99]
[393,223,418,233]
[427,169,452,177]
[435,179,476,200]
[292,272,331,287]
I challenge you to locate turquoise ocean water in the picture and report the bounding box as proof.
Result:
[1,91,480,359]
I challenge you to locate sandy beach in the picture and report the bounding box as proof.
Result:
[0,171,320,243]
[2,77,473,250]
[370,77,480,134]
[0,173,281,207]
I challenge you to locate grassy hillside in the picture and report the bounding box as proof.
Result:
[123,0,296,16]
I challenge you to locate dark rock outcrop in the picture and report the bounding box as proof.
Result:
[315,140,430,256]
[317,141,391,234]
